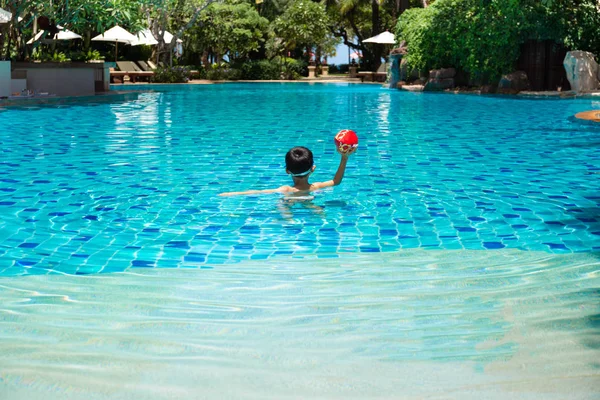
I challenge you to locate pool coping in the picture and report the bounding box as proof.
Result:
[114,80,600,97]
[0,91,140,108]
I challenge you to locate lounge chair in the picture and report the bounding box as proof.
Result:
[136,61,154,72]
[114,61,153,83]
[358,63,388,82]
[109,68,126,83]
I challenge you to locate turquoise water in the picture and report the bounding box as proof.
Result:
[0,84,599,398]
[0,84,599,275]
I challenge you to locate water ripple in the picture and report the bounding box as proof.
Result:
[0,249,598,398]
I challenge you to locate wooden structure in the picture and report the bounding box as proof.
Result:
[518,40,570,91]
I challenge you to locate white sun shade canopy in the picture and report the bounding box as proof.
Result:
[27,25,82,44]
[161,31,183,44]
[130,29,159,46]
[91,25,137,44]
[363,31,396,44]
[0,7,12,24]
[129,29,183,46]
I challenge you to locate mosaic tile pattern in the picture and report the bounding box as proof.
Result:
[0,84,599,275]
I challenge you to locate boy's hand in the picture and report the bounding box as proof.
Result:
[338,146,357,157]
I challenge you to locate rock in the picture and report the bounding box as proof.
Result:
[563,51,599,92]
[390,41,408,55]
[429,68,456,79]
[480,84,496,94]
[399,84,424,92]
[424,77,454,91]
[497,71,531,94]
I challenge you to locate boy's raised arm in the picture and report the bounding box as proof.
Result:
[312,150,354,189]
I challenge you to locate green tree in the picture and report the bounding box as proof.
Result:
[190,0,268,64]
[1,0,146,60]
[396,0,600,81]
[143,0,218,65]
[272,0,337,63]
[325,0,423,69]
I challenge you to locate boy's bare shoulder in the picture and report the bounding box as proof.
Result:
[279,185,294,193]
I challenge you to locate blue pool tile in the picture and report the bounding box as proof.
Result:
[483,242,506,249]
[359,247,380,252]
[18,243,39,249]
[184,253,207,262]
[131,260,155,268]
[16,259,38,266]
[48,212,71,217]
[166,241,190,249]
[544,243,569,251]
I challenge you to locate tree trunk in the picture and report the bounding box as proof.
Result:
[370,0,383,71]
[399,0,410,14]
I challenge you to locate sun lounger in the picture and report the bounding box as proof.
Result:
[114,61,153,83]
[136,61,154,72]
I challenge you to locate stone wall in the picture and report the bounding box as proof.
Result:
[11,62,109,96]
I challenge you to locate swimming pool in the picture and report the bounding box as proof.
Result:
[0,83,599,275]
[0,83,598,398]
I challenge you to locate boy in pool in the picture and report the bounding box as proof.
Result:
[218,146,355,197]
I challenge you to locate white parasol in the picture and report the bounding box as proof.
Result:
[363,31,396,44]
[0,7,12,24]
[161,31,183,45]
[91,25,137,61]
[27,25,82,44]
[130,29,158,46]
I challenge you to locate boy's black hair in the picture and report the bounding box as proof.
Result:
[285,146,314,175]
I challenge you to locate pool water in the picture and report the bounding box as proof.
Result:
[0,83,599,398]
[0,84,599,275]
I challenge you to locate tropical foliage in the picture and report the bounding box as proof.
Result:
[1,0,600,81]
[395,0,600,81]
[151,65,192,82]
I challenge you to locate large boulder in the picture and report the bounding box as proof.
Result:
[424,68,456,91]
[563,51,599,92]
[424,77,454,91]
[429,68,456,79]
[497,71,531,94]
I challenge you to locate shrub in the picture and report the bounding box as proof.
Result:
[70,49,103,62]
[240,60,280,80]
[32,51,70,63]
[151,66,191,83]
[325,63,349,74]
[205,63,241,80]
[396,0,534,82]
[279,58,306,80]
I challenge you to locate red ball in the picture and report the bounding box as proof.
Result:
[334,129,359,154]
